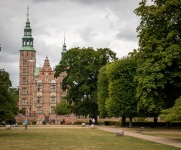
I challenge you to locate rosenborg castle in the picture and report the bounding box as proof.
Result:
[18,9,68,122]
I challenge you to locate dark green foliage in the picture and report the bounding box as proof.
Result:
[134,0,181,116]
[55,47,117,118]
[97,66,108,118]
[160,96,181,122]
[105,57,138,119]
[0,69,18,122]
[55,100,71,115]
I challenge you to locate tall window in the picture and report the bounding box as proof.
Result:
[38,84,42,91]
[37,106,42,114]
[51,80,56,91]
[51,96,55,103]
[23,68,26,74]
[51,106,55,113]
[22,88,26,95]
[23,78,26,83]
[23,60,26,66]
[22,99,26,105]
[51,84,56,91]
[37,80,42,91]
[37,96,42,104]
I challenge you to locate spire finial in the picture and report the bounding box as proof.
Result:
[64,31,66,44]
[27,5,29,20]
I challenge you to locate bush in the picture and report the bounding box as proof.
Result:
[42,120,46,125]
[32,121,37,125]
[17,122,23,125]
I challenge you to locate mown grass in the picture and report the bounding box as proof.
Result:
[143,132,181,141]
[0,127,180,150]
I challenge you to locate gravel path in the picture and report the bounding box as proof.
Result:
[98,126,181,149]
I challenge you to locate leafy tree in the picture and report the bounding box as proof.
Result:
[55,100,71,115]
[160,96,181,122]
[97,66,108,118]
[134,0,181,121]
[105,57,138,127]
[55,47,117,120]
[0,69,18,123]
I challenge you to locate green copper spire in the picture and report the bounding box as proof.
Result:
[61,33,67,57]
[20,6,35,51]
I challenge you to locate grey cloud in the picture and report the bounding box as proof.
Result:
[116,28,137,41]
[79,27,99,42]
[70,0,120,5]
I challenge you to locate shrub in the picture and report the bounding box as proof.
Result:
[32,121,37,125]
[17,122,23,125]
[42,120,46,125]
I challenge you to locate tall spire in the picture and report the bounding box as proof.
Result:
[27,5,29,21]
[61,32,67,57]
[20,6,35,51]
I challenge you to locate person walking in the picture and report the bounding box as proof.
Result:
[24,118,28,129]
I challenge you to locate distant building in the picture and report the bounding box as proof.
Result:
[18,9,67,120]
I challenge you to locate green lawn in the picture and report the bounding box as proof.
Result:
[143,132,181,141]
[0,127,180,150]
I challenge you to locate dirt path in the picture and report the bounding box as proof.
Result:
[98,126,181,149]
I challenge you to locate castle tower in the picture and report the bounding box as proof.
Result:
[19,7,36,116]
[61,33,67,58]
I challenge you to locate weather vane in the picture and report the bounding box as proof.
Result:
[27,5,29,20]
[64,31,66,44]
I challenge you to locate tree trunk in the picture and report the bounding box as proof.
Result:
[129,117,133,128]
[153,116,158,127]
[121,116,126,127]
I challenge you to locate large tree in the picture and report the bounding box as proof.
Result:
[97,66,108,118]
[55,47,117,120]
[134,0,181,120]
[105,57,138,127]
[0,69,18,123]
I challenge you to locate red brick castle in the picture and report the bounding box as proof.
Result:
[18,8,68,123]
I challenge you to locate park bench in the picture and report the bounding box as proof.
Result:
[136,127,144,133]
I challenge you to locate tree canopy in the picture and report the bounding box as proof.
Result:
[97,66,108,118]
[55,47,117,118]
[134,0,181,117]
[105,57,138,119]
[0,69,18,123]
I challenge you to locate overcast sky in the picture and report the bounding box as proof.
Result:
[0,0,151,88]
